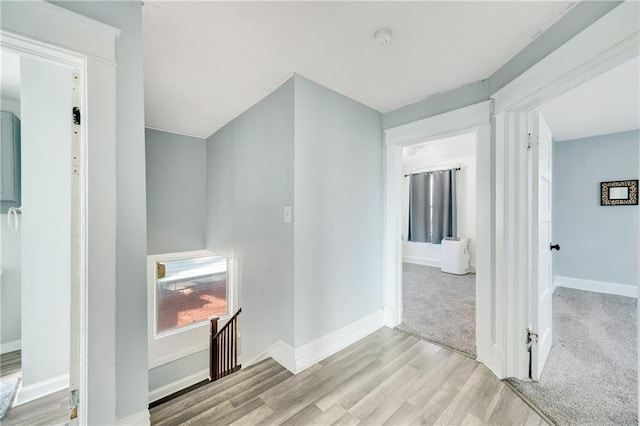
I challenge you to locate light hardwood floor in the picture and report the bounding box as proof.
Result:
[151,327,546,425]
[0,351,68,426]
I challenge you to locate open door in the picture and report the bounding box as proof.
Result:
[530,111,554,381]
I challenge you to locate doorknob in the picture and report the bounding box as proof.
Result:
[550,244,560,251]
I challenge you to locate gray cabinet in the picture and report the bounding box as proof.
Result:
[1,111,21,213]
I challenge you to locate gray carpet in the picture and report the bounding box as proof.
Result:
[397,263,476,357]
[0,378,18,420]
[508,287,637,426]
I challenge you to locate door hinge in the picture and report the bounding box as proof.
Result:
[527,133,532,150]
[72,107,81,125]
[527,328,538,345]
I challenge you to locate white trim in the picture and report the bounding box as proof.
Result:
[0,1,120,65]
[383,102,493,372]
[494,2,640,381]
[492,2,639,113]
[0,340,21,354]
[267,341,297,373]
[245,311,384,375]
[148,369,208,404]
[116,409,150,426]
[243,340,297,373]
[474,122,495,373]
[2,2,122,422]
[554,276,637,299]
[294,310,384,374]
[14,374,69,406]
[402,256,441,268]
[147,250,237,369]
[384,101,491,147]
[1,31,85,68]
[383,144,404,328]
[476,343,505,379]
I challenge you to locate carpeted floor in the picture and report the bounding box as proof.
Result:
[508,287,638,425]
[397,263,476,357]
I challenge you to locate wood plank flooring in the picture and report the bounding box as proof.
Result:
[0,350,68,426]
[151,328,547,425]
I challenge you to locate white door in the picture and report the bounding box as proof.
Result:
[18,56,72,403]
[531,111,554,381]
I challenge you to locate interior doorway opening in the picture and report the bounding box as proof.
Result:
[397,132,478,357]
[507,55,639,425]
[0,45,82,424]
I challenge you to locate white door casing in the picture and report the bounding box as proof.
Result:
[1,2,121,424]
[492,1,638,380]
[531,112,553,381]
[383,101,498,374]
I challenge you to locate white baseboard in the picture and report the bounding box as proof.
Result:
[476,343,505,380]
[117,409,150,426]
[294,310,384,373]
[383,306,398,328]
[175,311,384,383]
[14,374,68,406]
[267,341,297,373]
[403,256,441,268]
[0,339,21,354]
[148,368,208,403]
[254,310,385,375]
[554,276,637,298]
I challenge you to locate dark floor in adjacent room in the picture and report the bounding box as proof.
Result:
[508,287,637,425]
[397,263,476,357]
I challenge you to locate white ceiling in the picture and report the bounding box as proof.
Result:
[1,50,21,101]
[540,56,640,141]
[142,1,575,138]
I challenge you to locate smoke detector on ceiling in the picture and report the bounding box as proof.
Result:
[374,28,392,46]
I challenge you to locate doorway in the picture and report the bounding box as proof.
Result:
[383,101,494,372]
[0,47,79,424]
[396,132,478,357]
[506,56,639,425]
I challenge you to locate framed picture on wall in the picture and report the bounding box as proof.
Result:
[600,180,638,206]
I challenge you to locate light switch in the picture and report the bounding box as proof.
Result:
[283,206,292,223]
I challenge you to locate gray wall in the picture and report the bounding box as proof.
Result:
[206,79,295,362]
[382,2,622,130]
[149,350,208,392]
[553,130,639,286]
[383,81,489,129]
[54,1,148,420]
[145,128,208,392]
[293,76,383,346]
[146,128,207,255]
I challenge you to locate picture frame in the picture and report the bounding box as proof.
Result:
[600,180,638,206]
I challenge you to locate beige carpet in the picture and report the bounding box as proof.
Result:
[397,263,476,357]
[508,287,637,425]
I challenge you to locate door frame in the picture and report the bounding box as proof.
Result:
[383,101,501,375]
[492,1,639,380]
[1,2,121,424]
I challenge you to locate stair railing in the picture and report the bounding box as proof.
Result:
[209,308,241,381]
